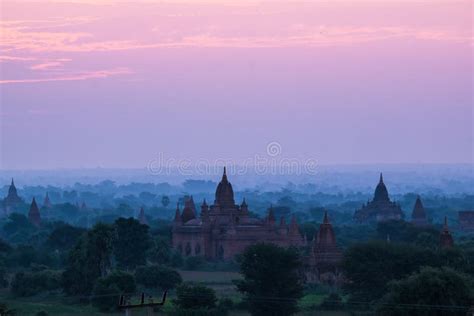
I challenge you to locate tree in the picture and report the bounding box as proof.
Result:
[173,283,217,310]
[62,223,115,295]
[149,236,171,265]
[342,241,438,302]
[0,303,16,315]
[6,245,54,268]
[0,238,12,253]
[0,267,8,288]
[139,192,157,203]
[170,251,184,268]
[184,256,204,270]
[91,271,136,312]
[113,218,151,270]
[161,195,170,207]
[235,243,304,316]
[135,265,182,290]
[376,220,438,244]
[3,213,34,237]
[377,267,473,316]
[46,224,86,251]
[319,293,344,311]
[11,270,61,297]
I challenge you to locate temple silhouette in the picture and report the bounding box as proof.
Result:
[172,168,305,260]
[354,174,405,223]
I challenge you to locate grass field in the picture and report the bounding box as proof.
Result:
[179,270,242,284]
[0,295,113,316]
[0,270,349,316]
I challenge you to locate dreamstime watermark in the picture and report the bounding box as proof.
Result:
[147,141,318,176]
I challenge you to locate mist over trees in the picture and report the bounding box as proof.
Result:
[0,165,472,315]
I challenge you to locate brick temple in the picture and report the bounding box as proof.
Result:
[172,168,305,260]
[1,179,24,215]
[354,174,404,223]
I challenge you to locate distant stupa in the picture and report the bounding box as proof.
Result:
[43,192,52,209]
[28,197,41,227]
[2,178,24,214]
[138,207,147,225]
[440,216,454,249]
[411,196,428,226]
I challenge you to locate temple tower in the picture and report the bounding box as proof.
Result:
[181,196,197,223]
[354,173,404,223]
[308,211,343,284]
[440,216,454,249]
[373,173,390,203]
[214,167,235,208]
[28,197,41,227]
[138,207,147,225]
[3,178,24,213]
[173,203,182,226]
[266,205,276,227]
[43,193,52,209]
[411,196,428,226]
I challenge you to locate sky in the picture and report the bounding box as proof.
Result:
[0,0,472,170]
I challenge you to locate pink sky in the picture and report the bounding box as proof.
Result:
[0,0,472,169]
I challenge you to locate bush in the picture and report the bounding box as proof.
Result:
[173,283,217,310]
[218,297,234,311]
[319,293,343,310]
[91,271,136,312]
[377,267,473,316]
[184,256,204,270]
[149,237,172,265]
[170,251,184,268]
[11,270,61,297]
[0,267,9,288]
[0,303,15,315]
[135,265,182,290]
[169,307,225,316]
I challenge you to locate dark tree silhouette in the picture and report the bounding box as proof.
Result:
[235,243,304,316]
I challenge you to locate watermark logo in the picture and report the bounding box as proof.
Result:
[266,141,282,157]
[147,141,318,176]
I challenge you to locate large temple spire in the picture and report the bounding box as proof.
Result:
[8,178,18,197]
[373,172,390,203]
[214,167,235,208]
[3,178,23,212]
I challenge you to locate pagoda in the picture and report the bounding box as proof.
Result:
[440,216,454,249]
[138,207,148,225]
[411,196,428,226]
[43,193,52,209]
[181,196,197,223]
[307,212,343,284]
[28,198,41,227]
[2,179,24,214]
[172,168,304,260]
[354,174,404,223]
